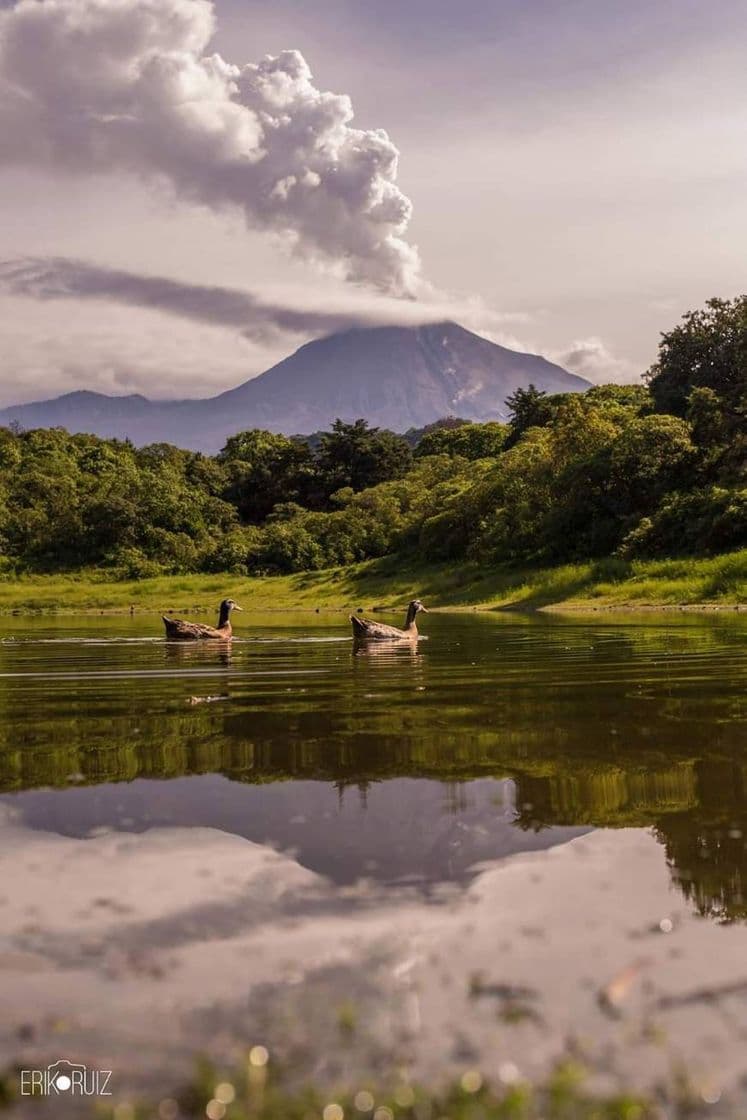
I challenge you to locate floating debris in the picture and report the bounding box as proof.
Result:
[598,959,650,1017]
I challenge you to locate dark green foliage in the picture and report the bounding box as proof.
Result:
[0,297,744,578]
[218,430,315,522]
[647,295,747,417]
[619,487,747,558]
[647,296,747,485]
[403,414,471,447]
[504,384,564,447]
[315,418,413,494]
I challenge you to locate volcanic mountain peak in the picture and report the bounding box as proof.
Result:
[0,320,590,452]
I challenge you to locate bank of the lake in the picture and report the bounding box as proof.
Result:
[0,548,744,614]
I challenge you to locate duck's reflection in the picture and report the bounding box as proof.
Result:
[164,642,232,668]
[352,639,423,662]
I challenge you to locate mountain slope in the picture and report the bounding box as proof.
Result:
[0,321,589,452]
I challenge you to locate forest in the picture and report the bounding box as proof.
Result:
[0,297,744,579]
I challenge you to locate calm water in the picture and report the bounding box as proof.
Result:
[1,610,747,1107]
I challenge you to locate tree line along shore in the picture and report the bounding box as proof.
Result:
[0,296,743,608]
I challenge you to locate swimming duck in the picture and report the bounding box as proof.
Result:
[350,599,428,641]
[162,598,243,641]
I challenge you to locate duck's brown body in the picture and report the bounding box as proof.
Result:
[163,598,242,641]
[350,600,427,641]
[162,618,234,641]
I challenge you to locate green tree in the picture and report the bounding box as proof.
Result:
[618,487,747,558]
[218,430,315,522]
[584,383,652,422]
[316,419,412,496]
[504,385,569,448]
[608,415,696,505]
[415,421,508,460]
[647,296,747,420]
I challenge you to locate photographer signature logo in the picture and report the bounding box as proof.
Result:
[20,1059,113,1096]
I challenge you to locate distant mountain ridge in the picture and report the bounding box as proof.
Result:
[0,321,589,453]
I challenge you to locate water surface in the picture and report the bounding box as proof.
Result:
[1,611,746,1108]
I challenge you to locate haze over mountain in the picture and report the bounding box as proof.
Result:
[0,322,589,453]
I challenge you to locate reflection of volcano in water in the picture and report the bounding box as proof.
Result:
[5,776,588,887]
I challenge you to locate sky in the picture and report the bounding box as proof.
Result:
[0,0,745,405]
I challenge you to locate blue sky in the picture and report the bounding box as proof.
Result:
[0,0,745,402]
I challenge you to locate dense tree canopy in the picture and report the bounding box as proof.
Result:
[315,419,413,493]
[218,430,314,522]
[647,296,747,418]
[646,298,747,485]
[414,420,507,460]
[0,297,744,578]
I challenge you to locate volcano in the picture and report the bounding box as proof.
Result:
[0,321,589,452]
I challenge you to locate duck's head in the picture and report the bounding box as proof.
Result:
[410,599,428,614]
[221,598,243,613]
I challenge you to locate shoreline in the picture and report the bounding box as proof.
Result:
[0,550,744,617]
[0,602,745,617]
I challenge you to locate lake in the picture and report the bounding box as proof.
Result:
[1,610,746,1113]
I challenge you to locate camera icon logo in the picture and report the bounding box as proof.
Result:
[48,1060,86,1093]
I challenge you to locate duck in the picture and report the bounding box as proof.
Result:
[162,598,243,641]
[350,599,428,641]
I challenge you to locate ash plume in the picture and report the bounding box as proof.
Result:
[0,0,420,294]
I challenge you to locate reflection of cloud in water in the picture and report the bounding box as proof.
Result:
[2,811,747,1103]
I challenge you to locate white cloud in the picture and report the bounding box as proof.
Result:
[0,294,273,405]
[557,336,641,384]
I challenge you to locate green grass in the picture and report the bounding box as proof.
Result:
[0,549,745,614]
[75,1052,729,1120]
[87,1059,659,1120]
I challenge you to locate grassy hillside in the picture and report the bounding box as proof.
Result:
[0,549,744,614]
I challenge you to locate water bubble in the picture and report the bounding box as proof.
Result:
[323,1104,345,1120]
[659,917,674,933]
[205,1101,226,1120]
[354,1090,375,1112]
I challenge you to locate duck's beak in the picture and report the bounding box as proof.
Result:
[233,604,244,611]
[420,605,429,612]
